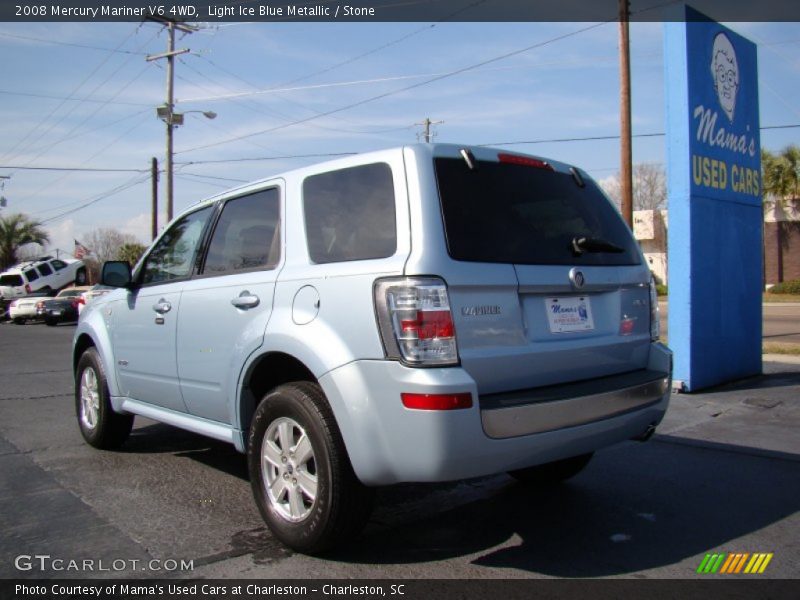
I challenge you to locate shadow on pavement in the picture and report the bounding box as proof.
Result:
[113,412,799,577]
[124,422,249,481]
[325,439,799,577]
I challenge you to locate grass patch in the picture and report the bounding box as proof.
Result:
[763,293,800,303]
[763,342,800,356]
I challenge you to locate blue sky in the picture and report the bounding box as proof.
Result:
[0,19,798,255]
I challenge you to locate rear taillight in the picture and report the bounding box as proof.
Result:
[374,277,459,366]
[35,301,44,309]
[71,300,80,309]
[649,277,660,341]
[25,284,32,294]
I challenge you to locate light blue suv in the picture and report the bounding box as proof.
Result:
[73,144,672,553]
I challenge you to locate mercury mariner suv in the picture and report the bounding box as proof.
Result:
[73,144,672,553]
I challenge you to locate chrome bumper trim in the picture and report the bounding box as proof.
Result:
[481,376,669,439]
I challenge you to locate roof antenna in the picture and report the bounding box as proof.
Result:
[460,148,477,171]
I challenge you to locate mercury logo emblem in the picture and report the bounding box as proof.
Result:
[569,268,586,289]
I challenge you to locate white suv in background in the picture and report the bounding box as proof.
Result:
[0,257,86,299]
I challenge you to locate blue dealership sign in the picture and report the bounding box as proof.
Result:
[687,13,761,204]
[665,6,762,391]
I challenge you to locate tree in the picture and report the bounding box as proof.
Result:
[762,145,800,283]
[81,228,143,283]
[84,228,139,264]
[0,213,50,270]
[601,163,667,211]
[117,242,148,267]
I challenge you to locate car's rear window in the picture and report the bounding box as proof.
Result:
[0,275,24,286]
[434,157,641,266]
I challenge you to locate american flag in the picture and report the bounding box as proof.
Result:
[74,239,90,260]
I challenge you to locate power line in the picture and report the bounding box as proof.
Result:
[0,30,149,55]
[7,124,797,175]
[479,124,800,147]
[0,165,147,173]
[178,21,611,155]
[39,174,150,224]
[0,89,151,107]
[176,152,358,166]
[0,25,143,165]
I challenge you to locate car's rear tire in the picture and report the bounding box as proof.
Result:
[509,452,594,484]
[13,318,25,325]
[44,317,58,326]
[75,347,134,449]
[247,382,374,554]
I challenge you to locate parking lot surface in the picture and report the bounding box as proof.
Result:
[0,322,798,579]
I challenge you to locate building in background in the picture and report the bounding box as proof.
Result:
[633,209,668,284]
[763,200,800,286]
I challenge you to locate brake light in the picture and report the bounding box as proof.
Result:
[498,153,554,170]
[25,284,32,294]
[374,277,459,365]
[71,300,80,309]
[401,393,472,411]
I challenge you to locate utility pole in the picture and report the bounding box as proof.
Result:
[151,157,159,241]
[416,117,443,143]
[146,18,195,223]
[619,0,633,227]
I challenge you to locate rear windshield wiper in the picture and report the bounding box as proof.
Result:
[571,236,625,255]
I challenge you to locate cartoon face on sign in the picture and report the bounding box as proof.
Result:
[710,32,739,123]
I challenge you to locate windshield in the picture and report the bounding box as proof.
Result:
[434,157,641,266]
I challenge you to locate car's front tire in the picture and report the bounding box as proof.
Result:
[509,452,594,484]
[75,347,134,449]
[247,382,373,554]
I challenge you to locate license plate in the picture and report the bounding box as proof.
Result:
[52,310,63,316]
[546,296,595,333]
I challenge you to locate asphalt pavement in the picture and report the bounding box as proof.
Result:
[0,321,797,580]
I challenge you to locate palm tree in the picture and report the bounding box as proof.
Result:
[0,213,50,270]
[762,145,800,283]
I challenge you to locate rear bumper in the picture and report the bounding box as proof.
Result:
[480,369,669,439]
[320,342,672,486]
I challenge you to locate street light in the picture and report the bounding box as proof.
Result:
[156,104,216,221]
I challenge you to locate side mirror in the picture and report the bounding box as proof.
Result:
[101,261,133,288]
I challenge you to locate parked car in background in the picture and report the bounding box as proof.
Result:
[8,291,52,324]
[0,257,86,300]
[77,285,114,316]
[37,286,91,326]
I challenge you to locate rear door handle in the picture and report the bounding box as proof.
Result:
[153,299,172,314]
[231,291,260,309]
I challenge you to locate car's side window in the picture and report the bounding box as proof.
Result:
[51,260,67,271]
[303,163,396,264]
[24,269,38,283]
[140,206,213,285]
[202,188,280,275]
[38,263,53,277]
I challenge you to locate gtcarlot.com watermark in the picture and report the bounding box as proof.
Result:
[14,554,194,573]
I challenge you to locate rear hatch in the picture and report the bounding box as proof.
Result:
[433,149,652,394]
[0,274,25,298]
